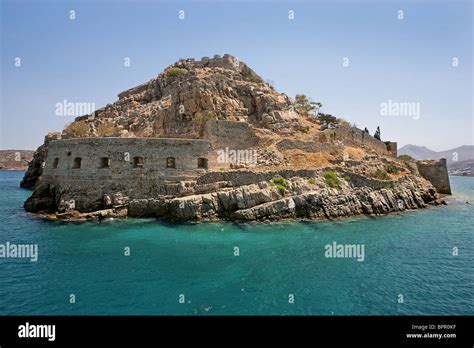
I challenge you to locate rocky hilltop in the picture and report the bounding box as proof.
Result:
[23,54,448,222]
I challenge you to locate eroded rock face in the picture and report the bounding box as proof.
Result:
[20,133,62,189]
[131,173,438,221]
[66,54,298,139]
[25,167,439,222]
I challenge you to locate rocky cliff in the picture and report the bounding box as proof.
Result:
[23,54,445,221]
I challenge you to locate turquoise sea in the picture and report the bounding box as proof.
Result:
[0,171,472,315]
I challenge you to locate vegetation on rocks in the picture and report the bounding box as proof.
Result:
[193,111,216,136]
[385,163,400,174]
[373,170,391,180]
[317,113,339,130]
[398,154,414,161]
[294,94,320,116]
[64,120,89,137]
[241,64,262,83]
[374,126,381,140]
[323,170,341,189]
[165,67,189,79]
[97,121,118,137]
[270,176,289,196]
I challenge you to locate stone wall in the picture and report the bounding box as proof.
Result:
[385,142,398,157]
[325,124,390,156]
[43,137,217,181]
[206,119,259,150]
[34,137,219,211]
[416,158,451,194]
[276,139,343,153]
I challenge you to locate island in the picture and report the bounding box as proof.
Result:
[22,54,451,221]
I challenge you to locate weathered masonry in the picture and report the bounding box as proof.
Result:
[416,158,451,195]
[43,137,218,181]
[29,137,220,212]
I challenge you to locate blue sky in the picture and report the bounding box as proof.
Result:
[1,0,472,151]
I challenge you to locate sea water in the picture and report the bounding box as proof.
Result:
[0,171,472,315]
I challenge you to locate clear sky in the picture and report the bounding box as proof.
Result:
[1,0,472,151]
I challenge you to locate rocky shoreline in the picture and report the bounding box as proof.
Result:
[20,54,451,223]
[26,168,445,223]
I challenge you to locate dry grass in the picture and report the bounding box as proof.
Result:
[64,120,90,137]
[97,121,118,137]
[285,149,331,168]
[344,146,366,160]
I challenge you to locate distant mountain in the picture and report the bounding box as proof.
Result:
[398,145,438,160]
[398,144,474,165]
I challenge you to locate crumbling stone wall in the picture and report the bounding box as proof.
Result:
[385,142,398,157]
[42,137,217,181]
[31,137,220,212]
[206,119,259,150]
[326,124,391,156]
[416,158,451,194]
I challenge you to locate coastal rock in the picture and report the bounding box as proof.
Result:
[21,54,446,222]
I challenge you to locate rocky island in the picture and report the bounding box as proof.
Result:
[22,54,451,221]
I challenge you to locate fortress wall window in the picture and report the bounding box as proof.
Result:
[52,158,59,169]
[100,157,110,168]
[133,156,144,168]
[166,157,176,168]
[197,157,208,169]
[72,157,82,169]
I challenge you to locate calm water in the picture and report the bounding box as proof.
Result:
[0,171,472,315]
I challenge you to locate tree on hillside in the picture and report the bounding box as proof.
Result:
[317,113,338,127]
[374,126,381,140]
[294,94,321,116]
[364,127,369,133]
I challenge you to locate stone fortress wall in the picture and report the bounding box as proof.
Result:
[323,123,396,156]
[38,137,222,211]
[416,158,451,194]
[37,116,450,214]
[42,137,219,182]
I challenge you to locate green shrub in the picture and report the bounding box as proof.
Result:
[270,177,289,195]
[398,154,414,161]
[241,64,261,83]
[271,176,288,187]
[343,175,351,181]
[385,163,400,174]
[373,170,391,180]
[276,184,287,196]
[165,67,188,79]
[383,185,397,193]
[403,161,415,173]
[193,111,216,136]
[307,178,316,185]
[323,171,341,189]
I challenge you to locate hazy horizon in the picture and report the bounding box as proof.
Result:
[1,0,472,151]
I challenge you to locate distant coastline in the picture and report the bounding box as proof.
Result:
[0,150,33,171]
